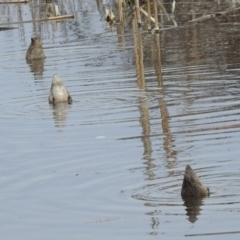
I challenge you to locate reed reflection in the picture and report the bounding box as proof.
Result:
[186,23,198,61]
[17,5,27,46]
[117,23,125,49]
[96,0,102,11]
[27,0,71,41]
[154,33,176,165]
[139,97,154,174]
[140,31,176,230]
[131,14,156,176]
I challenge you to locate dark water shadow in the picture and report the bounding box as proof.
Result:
[0,26,17,31]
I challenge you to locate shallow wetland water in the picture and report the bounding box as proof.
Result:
[0,0,240,239]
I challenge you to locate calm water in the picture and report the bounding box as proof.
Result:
[0,0,240,239]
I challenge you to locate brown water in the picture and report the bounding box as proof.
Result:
[0,0,240,239]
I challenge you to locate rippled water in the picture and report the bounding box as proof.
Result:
[0,0,240,239]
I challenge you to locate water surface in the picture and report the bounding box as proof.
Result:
[0,0,240,239]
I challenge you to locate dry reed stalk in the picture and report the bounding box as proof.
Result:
[0,15,74,25]
[55,5,60,16]
[147,0,151,31]
[0,0,29,3]
[118,0,123,22]
[153,0,159,32]
[135,0,142,26]
[139,7,155,23]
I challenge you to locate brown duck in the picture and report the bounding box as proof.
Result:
[181,165,209,198]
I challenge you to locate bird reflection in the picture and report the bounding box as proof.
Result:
[26,58,45,77]
[182,197,205,223]
[50,102,71,128]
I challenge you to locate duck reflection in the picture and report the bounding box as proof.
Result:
[50,102,71,128]
[183,197,205,223]
[26,58,45,77]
